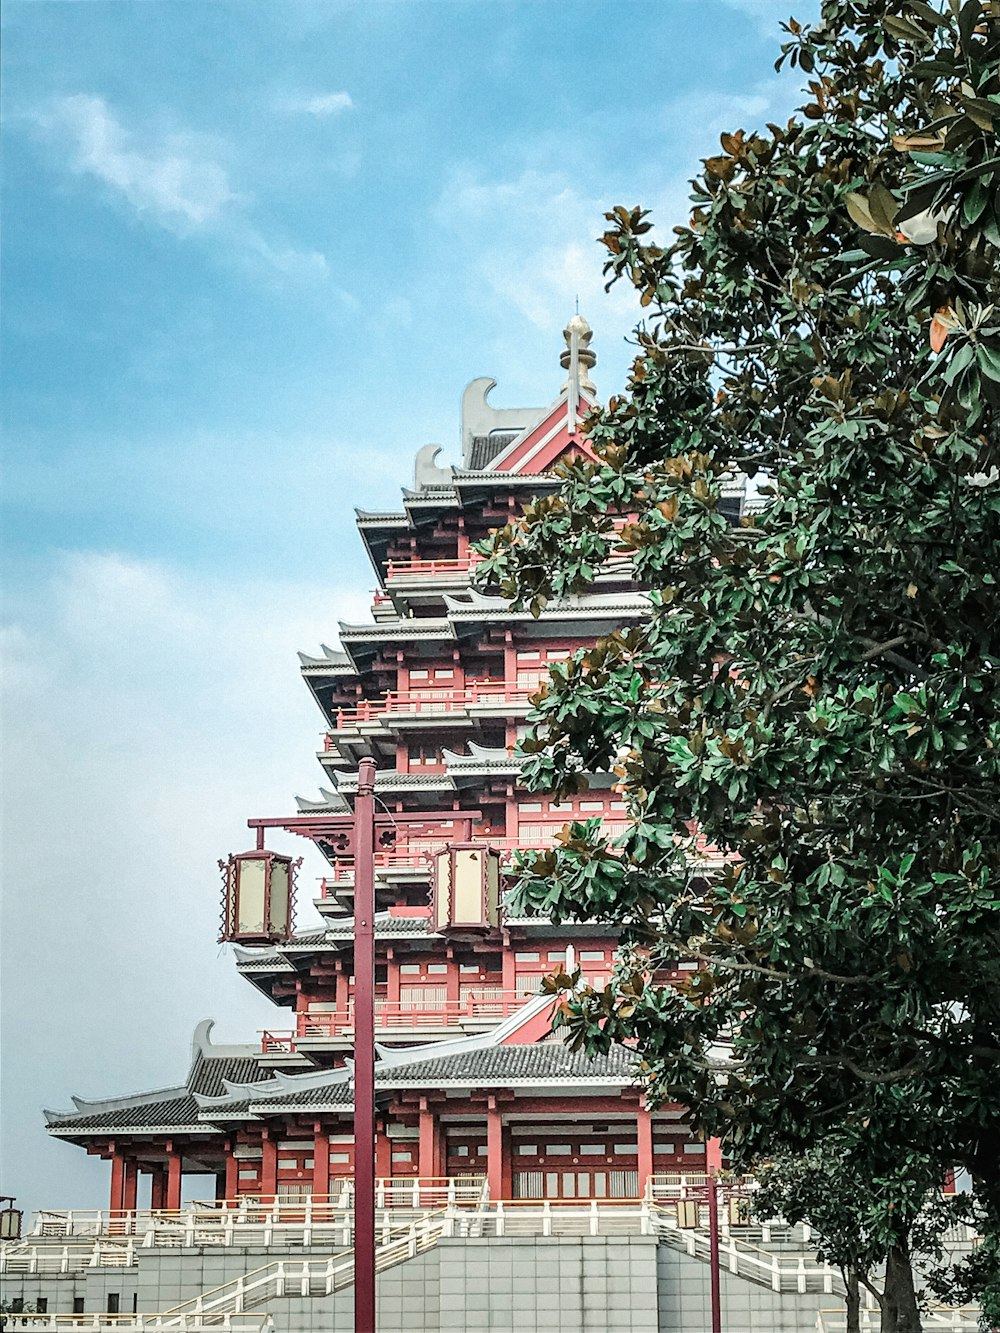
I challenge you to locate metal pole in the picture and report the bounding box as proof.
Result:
[353,757,376,1333]
[707,1173,722,1333]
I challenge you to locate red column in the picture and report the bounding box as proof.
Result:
[261,1133,278,1200]
[445,952,460,1007]
[419,1101,437,1180]
[637,1102,654,1197]
[487,1099,504,1201]
[353,757,378,1333]
[109,1152,126,1213]
[375,1121,392,1180]
[224,1151,238,1202]
[122,1158,138,1213]
[435,1120,448,1178]
[386,951,400,1005]
[500,1122,512,1200]
[165,1150,182,1211]
[501,936,516,994]
[706,1136,723,1174]
[335,963,349,1015]
[313,1125,330,1207]
[150,1167,166,1210]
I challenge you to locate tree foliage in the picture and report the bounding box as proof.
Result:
[478,1,999,1325]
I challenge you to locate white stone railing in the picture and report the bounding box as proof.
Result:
[0,1318,271,1332]
[816,1307,981,1332]
[159,1214,444,1322]
[1,1240,135,1274]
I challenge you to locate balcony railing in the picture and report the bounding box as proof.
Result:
[318,837,549,887]
[385,555,481,579]
[331,682,532,732]
[261,991,529,1053]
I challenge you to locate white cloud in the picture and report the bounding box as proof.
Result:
[0,551,371,1211]
[286,91,354,117]
[39,94,235,229]
[30,94,330,282]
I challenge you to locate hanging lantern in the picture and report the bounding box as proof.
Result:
[432,843,501,933]
[218,850,299,943]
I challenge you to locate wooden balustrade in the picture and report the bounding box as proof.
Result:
[384,555,481,579]
[331,681,532,730]
[260,991,528,1053]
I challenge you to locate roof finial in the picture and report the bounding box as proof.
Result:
[560,310,596,396]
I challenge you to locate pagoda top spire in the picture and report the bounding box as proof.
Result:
[560,311,597,396]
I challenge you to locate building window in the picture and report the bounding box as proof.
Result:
[107,1295,120,1315]
[579,951,605,962]
[73,1300,85,1315]
[514,952,540,963]
[36,1301,48,1315]
[580,1144,606,1156]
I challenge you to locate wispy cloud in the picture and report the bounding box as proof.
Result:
[30,94,329,282]
[284,90,354,117]
[37,94,235,230]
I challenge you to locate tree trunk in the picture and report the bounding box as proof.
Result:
[844,1266,862,1333]
[881,1239,922,1333]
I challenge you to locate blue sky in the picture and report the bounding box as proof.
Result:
[1,0,817,1212]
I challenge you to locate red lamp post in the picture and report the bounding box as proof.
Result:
[353,757,377,1333]
[707,1172,722,1333]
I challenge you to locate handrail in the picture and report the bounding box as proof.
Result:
[332,681,532,729]
[385,556,481,578]
[261,992,529,1051]
[0,1320,272,1331]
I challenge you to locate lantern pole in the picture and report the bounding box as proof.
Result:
[353,757,377,1333]
[707,1171,722,1333]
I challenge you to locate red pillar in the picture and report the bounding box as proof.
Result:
[335,962,349,1015]
[122,1158,138,1213]
[353,757,377,1333]
[224,1151,238,1203]
[386,951,400,1006]
[375,1121,392,1180]
[500,1122,512,1200]
[165,1150,182,1211]
[501,937,516,994]
[637,1102,654,1197]
[109,1152,126,1213]
[419,1101,437,1180]
[487,1099,504,1201]
[313,1124,330,1208]
[445,951,460,1007]
[150,1167,166,1210]
[706,1136,723,1174]
[261,1133,277,1200]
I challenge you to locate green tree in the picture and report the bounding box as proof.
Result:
[479,2,1000,1328]
[752,1145,980,1332]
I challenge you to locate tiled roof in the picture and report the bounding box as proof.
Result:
[47,1095,203,1132]
[323,912,430,938]
[250,1081,354,1110]
[378,1043,638,1086]
[47,1054,272,1134]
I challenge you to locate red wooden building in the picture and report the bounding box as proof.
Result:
[46,317,739,1212]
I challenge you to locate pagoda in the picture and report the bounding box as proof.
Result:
[44,316,738,1213]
